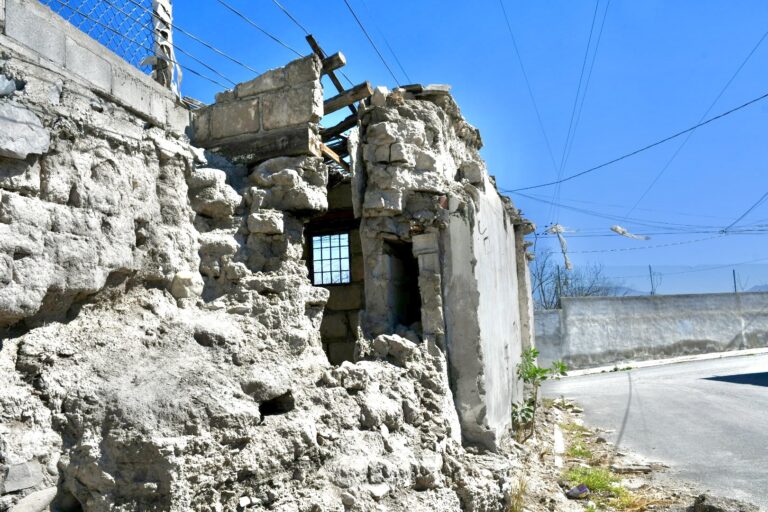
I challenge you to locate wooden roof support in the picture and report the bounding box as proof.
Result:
[320,143,350,173]
[321,114,357,142]
[322,52,346,75]
[324,82,373,116]
[306,34,357,116]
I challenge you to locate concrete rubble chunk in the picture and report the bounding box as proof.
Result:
[2,460,44,493]
[6,486,57,512]
[0,101,50,159]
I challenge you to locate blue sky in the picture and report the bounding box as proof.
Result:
[169,0,768,294]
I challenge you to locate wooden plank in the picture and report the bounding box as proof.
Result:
[306,34,357,116]
[321,143,350,173]
[321,114,357,141]
[322,52,346,75]
[324,82,373,116]
[327,138,348,158]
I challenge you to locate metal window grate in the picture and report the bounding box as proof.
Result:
[312,233,351,285]
[40,0,155,73]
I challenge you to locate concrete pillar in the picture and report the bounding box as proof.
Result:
[1,0,6,33]
[514,228,534,351]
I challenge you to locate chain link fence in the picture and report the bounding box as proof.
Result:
[40,0,155,73]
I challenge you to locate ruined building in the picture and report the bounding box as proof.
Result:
[0,1,560,511]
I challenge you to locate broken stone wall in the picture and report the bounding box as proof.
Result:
[0,0,195,330]
[0,14,530,507]
[355,87,531,450]
[537,292,768,370]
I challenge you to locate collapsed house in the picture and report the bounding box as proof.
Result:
[0,1,551,510]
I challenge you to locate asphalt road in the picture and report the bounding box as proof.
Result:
[543,354,768,509]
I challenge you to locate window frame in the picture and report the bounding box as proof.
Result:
[309,232,352,286]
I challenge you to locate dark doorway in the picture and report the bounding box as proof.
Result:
[384,240,422,328]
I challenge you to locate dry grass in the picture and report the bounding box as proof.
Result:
[507,476,527,512]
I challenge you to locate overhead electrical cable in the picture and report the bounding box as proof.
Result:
[550,0,602,222]
[612,255,768,280]
[560,0,611,172]
[569,234,724,254]
[721,190,768,233]
[216,0,303,57]
[506,89,768,192]
[623,26,768,219]
[498,0,559,174]
[270,0,310,35]
[341,0,400,86]
[268,0,356,87]
[359,0,413,84]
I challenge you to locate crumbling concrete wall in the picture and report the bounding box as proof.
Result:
[537,292,768,370]
[354,86,531,450]
[0,12,542,507]
[0,5,196,330]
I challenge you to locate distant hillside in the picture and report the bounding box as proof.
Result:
[748,284,768,292]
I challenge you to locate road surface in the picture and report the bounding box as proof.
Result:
[543,353,768,509]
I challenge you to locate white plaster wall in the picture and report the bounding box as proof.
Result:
[536,293,768,369]
[472,181,523,436]
[442,177,524,448]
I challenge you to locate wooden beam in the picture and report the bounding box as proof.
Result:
[306,34,357,116]
[324,82,373,116]
[321,114,357,141]
[322,52,346,75]
[321,143,350,173]
[327,138,349,158]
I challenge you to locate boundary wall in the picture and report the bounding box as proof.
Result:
[536,292,768,369]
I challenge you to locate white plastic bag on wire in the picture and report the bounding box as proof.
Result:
[546,223,573,270]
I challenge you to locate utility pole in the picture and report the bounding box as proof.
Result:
[648,264,655,296]
[733,269,738,293]
[555,265,562,309]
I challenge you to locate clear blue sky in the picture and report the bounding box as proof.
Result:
[171,0,768,294]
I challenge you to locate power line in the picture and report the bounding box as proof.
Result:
[121,0,261,75]
[570,234,724,254]
[721,190,768,233]
[507,89,768,192]
[511,191,723,232]
[359,0,412,83]
[612,255,768,280]
[216,0,303,57]
[498,0,559,175]
[551,0,601,222]
[341,0,400,86]
[560,0,611,174]
[270,0,310,35]
[267,0,355,87]
[623,26,768,218]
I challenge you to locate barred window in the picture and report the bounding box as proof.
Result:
[312,233,350,285]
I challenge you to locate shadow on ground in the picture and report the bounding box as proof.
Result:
[704,371,768,388]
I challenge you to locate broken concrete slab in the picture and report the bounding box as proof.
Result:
[2,460,44,493]
[0,101,50,159]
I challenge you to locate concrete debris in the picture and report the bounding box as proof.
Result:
[0,101,50,159]
[1,461,44,493]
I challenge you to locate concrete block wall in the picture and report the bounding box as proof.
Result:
[536,292,768,370]
[2,0,189,133]
[192,55,323,163]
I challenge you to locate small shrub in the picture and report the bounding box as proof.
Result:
[512,348,567,440]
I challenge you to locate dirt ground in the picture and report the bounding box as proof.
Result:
[510,398,759,512]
